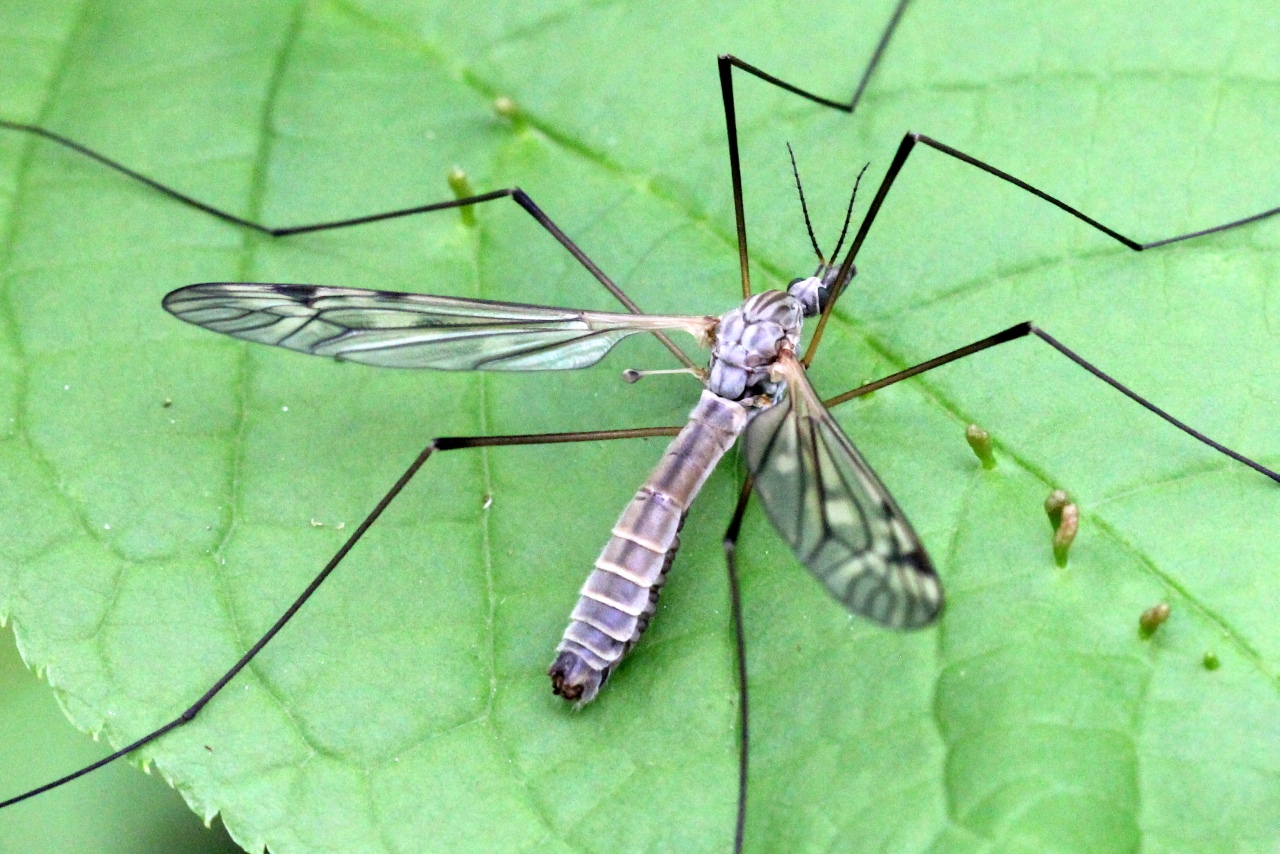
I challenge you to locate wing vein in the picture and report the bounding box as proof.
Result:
[163,282,713,372]
[741,351,942,629]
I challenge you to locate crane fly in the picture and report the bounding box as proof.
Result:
[3,1,1280,851]
[160,251,943,703]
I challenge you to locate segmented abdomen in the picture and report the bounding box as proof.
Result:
[549,391,749,704]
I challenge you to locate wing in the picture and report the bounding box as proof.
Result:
[163,283,716,371]
[741,351,942,629]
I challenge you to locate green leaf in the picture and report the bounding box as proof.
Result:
[0,623,243,851]
[2,0,1279,852]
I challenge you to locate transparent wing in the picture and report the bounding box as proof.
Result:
[742,352,942,628]
[163,283,716,371]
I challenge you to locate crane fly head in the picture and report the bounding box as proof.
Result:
[786,151,870,317]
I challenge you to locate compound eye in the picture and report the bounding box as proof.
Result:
[787,277,806,288]
[816,285,832,313]
[787,275,824,317]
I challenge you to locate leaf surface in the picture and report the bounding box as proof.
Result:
[0,1,1278,852]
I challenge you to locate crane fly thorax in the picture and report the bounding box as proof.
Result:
[708,290,804,401]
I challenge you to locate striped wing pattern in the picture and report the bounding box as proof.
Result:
[163,283,714,371]
[742,352,942,629]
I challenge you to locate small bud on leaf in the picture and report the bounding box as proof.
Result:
[493,95,519,121]
[1044,489,1070,530]
[965,424,996,469]
[1053,503,1078,567]
[447,167,476,227]
[1138,602,1171,639]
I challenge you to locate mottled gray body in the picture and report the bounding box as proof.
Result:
[163,274,941,709]
[163,274,940,707]
[549,290,805,703]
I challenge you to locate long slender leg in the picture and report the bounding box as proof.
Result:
[803,132,1280,364]
[818,321,1280,484]
[728,321,1276,849]
[718,0,915,298]
[722,16,1280,368]
[0,118,696,370]
[727,478,752,854]
[844,132,1280,271]
[0,424,682,810]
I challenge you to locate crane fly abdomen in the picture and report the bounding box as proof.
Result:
[550,391,750,703]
